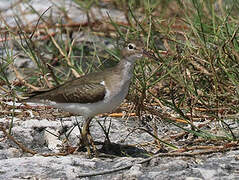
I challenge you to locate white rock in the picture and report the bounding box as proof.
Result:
[44,127,62,151]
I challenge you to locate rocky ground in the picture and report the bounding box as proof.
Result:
[0,103,238,179]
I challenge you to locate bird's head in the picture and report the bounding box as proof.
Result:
[121,42,145,61]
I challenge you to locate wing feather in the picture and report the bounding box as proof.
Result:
[23,74,106,103]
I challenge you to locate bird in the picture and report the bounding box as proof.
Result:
[21,42,147,156]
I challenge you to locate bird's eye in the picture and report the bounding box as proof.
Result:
[127,43,135,50]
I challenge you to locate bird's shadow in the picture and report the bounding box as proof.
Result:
[91,141,149,158]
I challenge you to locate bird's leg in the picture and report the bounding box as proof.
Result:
[81,117,92,156]
[81,117,98,157]
[87,130,98,157]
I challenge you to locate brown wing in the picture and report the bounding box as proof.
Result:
[23,74,106,103]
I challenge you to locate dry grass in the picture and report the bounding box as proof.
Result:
[0,0,238,153]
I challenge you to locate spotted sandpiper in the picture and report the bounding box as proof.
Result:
[22,42,146,156]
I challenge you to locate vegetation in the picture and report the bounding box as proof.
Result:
[0,0,238,154]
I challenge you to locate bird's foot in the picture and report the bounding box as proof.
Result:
[79,132,98,158]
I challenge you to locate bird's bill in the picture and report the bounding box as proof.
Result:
[142,49,160,61]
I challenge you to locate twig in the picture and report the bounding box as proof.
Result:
[0,123,37,155]
[12,65,40,91]
[46,28,80,78]
[138,127,178,150]
[77,143,239,178]
[29,6,52,39]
